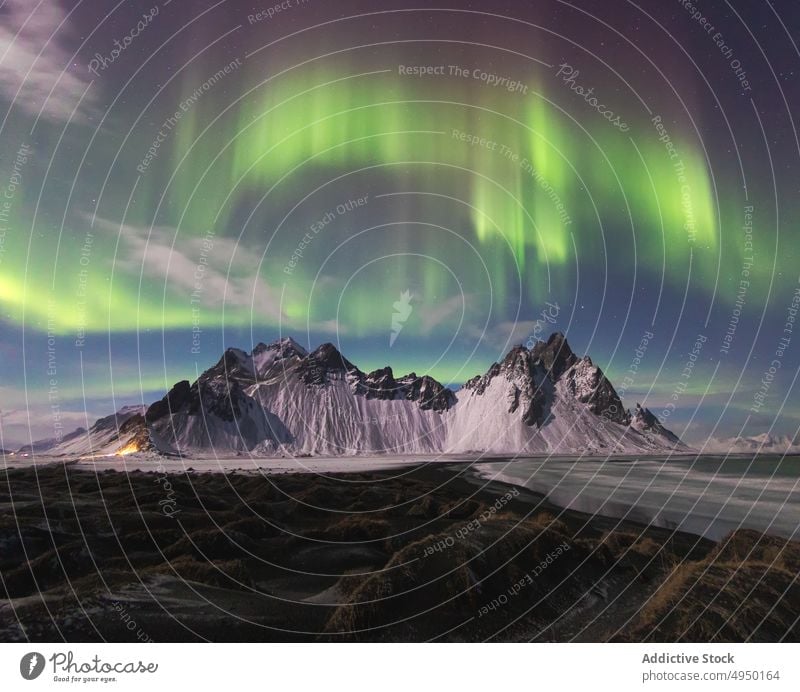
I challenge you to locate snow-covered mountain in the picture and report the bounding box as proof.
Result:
[706,432,800,455]
[146,338,456,456]
[15,427,88,455]
[22,333,688,457]
[444,336,683,455]
[14,406,148,457]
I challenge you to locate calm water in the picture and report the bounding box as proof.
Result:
[474,455,800,540]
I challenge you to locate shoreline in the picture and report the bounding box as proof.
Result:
[3,448,783,468]
[5,452,796,542]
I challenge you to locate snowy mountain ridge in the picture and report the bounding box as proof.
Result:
[705,432,800,455]
[20,333,689,458]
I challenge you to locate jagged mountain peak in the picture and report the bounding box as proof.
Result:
[251,337,308,378]
[224,347,250,362]
[367,365,395,379]
[209,338,311,383]
[90,405,148,434]
[632,403,664,429]
[354,366,455,412]
[530,331,579,381]
[559,356,629,424]
[633,402,654,420]
[460,335,631,428]
[296,342,360,386]
[359,366,399,399]
[630,402,681,444]
[116,404,147,417]
[310,342,350,364]
[546,330,570,347]
[398,373,456,412]
[146,380,191,423]
[253,336,308,359]
[502,344,540,375]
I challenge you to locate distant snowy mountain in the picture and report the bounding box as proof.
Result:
[15,406,147,457]
[15,427,87,455]
[706,432,800,455]
[21,333,688,458]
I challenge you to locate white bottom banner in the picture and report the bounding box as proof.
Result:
[0,643,796,691]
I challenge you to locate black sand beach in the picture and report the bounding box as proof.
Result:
[1,462,798,642]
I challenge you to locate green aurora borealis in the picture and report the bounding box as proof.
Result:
[1,63,735,331]
[0,0,798,446]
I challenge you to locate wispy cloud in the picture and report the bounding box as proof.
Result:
[464,319,542,351]
[417,294,467,336]
[0,0,94,122]
[92,215,289,322]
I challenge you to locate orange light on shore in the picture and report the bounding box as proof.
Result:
[115,442,141,456]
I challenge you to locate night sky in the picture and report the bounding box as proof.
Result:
[0,0,798,447]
